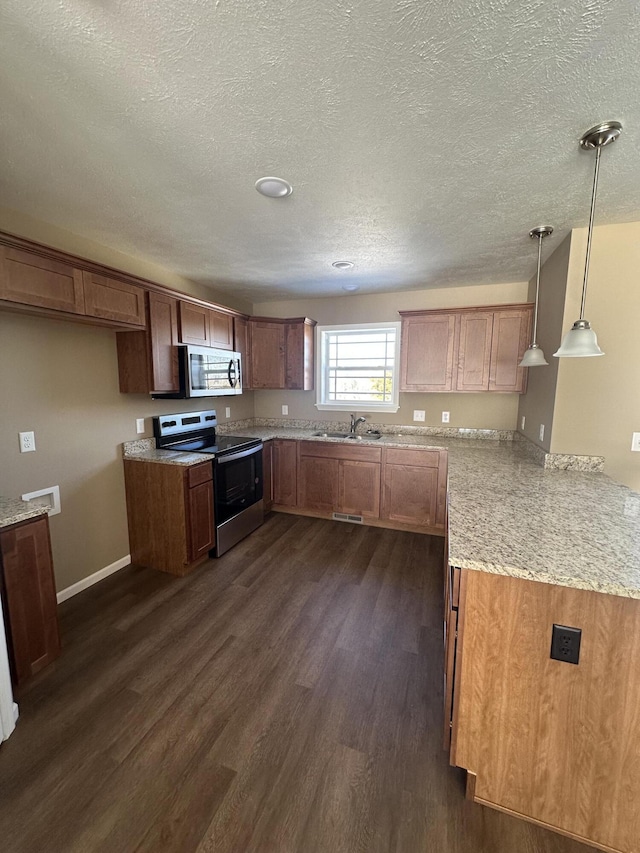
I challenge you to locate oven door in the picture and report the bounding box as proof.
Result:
[183,346,242,397]
[214,445,263,525]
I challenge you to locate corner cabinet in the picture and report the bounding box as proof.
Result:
[0,515,61,686]
[123,460,214,575]
[248,317,316,390]
[399,304,533,393]
[444,565,640,853]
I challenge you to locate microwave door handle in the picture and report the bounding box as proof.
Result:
[227,359,235,387]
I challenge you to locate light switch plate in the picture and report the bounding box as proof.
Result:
[631,432,640,452]
[521,415,526,430]
[136,418,145,434]
[441,411,450,423]
[225,407,231,418]
[413,410,425,422]
[282,405,289,416]
[539,424,545,442]
[19,431,36,452]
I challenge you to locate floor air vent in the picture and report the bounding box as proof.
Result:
[332,512,364,524]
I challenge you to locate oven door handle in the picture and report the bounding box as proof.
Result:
[216,443,263,465]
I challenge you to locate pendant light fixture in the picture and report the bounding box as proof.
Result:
[554,121,622,358]
[519,225,553,367]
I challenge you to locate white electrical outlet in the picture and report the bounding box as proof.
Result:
[442,411,450,424]
[521,415,526,431]
[413,410,425,422]
[136,418,145,434]
[282,405,289,416]
[631,432,640,452]
[225,407,231,418]
[539,424,545,442]
[19,431,36,453]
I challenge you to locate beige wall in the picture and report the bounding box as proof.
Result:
[253,281,528,430]
[549,222,640,490]
[0,312,254,592]
[517,234,572,451]
[0,206,252,315]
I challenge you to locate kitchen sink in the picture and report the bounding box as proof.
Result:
[311,431,382,440]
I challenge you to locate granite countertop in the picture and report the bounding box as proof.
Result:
[122,428,640,600]
[0,496,49,529]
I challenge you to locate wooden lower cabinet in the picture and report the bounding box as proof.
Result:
[338,459,380,518]
[297,442,381,519]
[298,454,339,512]
[446,567,640,853]
[123,460,214,575]
[272,440,298,507]
[381,448,447,530]
[0,515,60,686]
[262,440,273,512]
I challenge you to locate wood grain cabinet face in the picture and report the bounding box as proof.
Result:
[338,460,381,518]
[488,308,531,392]
[179,301,211,346]
[272,440,298,507]
[298,456,340,512]
[186,477,215,562]
[262,440,273,512]
[456,312,493,391]
[0,246,85,314]
[233,316,250,388]
[250,322,286,389]
[0,516,60,685]
[210,309,234,350]
[148,292,180,393]
[381,448,446,529]
[82,271,146,326]
[400,313,457,392]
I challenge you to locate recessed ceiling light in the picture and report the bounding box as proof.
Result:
[332,261,354,269]
[255,176,293,198]
[342,284,360,292]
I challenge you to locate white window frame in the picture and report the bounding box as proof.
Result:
[315,321,401,413]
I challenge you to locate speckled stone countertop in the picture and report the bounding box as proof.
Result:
[0,496,48,529]
[122,429,640,600]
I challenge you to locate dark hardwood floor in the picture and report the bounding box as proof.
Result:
[0,514,591,853]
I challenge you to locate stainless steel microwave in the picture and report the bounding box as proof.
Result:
[182,345,242,397]
[156,345,242,398]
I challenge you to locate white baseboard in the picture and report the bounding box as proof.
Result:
[56,555,131,604]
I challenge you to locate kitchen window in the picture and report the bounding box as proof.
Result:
[315,322,401,412]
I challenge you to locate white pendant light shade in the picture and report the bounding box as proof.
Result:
[554,320,604,357]
[554,121,621,359]
[519,344,549,367]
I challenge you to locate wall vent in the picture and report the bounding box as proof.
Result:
[332,512,363,524]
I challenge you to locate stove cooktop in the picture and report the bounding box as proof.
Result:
[165,434,261,456]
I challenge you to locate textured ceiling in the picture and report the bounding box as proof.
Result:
[2,0,640,303]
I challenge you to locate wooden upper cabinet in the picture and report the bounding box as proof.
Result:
[82,271,146,326]
[211,309,234,350]
[179,301,211,346]
[0,516,60,685]
[285,319,315,390]
[148,292,180,393]
[489,308,532,393]
[250,320,287,388]
[456,312,493,391]
[400,312,457,392]
[399,304,533,393]
[0,246,85,314]
[234,316,250,388]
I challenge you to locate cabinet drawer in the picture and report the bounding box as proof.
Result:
[186,462,213,488]
[384,448,441,468]
[299,441,382,462]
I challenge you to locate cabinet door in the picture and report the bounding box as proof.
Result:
[187,481,215,561]
[456,312,493,391]
[0,517,60,684]
[338,460,381,518]
[285,320,315,390]
[234,316,250,388]
[211,309,234,350]
[83,271,146,326]
[272,440,298,506]
[381,449,440,528]
[179,301,211,346]
[0,246,85,314]
[148,292,180,393]
[400,313,457,392]
[263,440,273,512]
[250,321,286,388]
[489,308,532,392]
[298,455,340,512]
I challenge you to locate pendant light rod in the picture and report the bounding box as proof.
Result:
[580,144,601,320]
[529,225,553,344]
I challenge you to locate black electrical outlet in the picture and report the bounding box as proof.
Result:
[550,624,582,665]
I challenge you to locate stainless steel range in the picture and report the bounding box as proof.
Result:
[153,410,263,557]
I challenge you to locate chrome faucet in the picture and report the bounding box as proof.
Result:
[350,413,367,434]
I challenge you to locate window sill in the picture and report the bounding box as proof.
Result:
[315,402,400,413]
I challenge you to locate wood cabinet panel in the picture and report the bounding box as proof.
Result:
[187,480,215,562]
[179,301,211,346]
[0,246,85,314]
[338,460,381,518]
[451,569,640,853]
[211,309,234,350]
[384,448,441,468]
[233,316,250,388]
[0,516,60,685]
[286,320,315,390]
[456,312,493,391]
[298,441,381,463]
[82,271,146,326]
[381,462,439,528]
[250,321,286,389]
[148,292,180,393]
[272,440,298,507]
[400,312,457,392]
[489,308,531,392]
[263,440,273,512]
[298,456,340,512]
